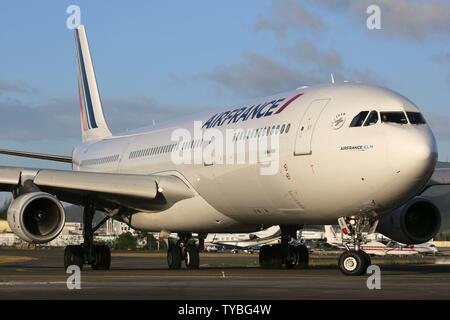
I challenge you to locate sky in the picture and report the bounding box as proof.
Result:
[1,0,450,171]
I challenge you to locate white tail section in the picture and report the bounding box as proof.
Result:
[75,25,111,143]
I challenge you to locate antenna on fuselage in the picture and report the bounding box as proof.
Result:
[331,73,335,84]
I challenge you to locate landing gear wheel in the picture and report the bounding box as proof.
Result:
[295,245,309,269]
[185,245,200,270]
[259,245,270,269]
[259,245,283,269]
[359,250,371,268]
[285,245,297,269]
[64,245,84,270]
[91,245,111,270]
[339,251,369,276]
[167,244,183,270]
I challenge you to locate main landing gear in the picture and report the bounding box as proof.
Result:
[64,200,111,270]
[337,217,373,276]
[167,233,200,270]
[259,226,309,269]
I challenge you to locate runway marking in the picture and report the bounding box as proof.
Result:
[0,281,67,286]
[0,256,37,264]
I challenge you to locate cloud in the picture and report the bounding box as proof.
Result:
[202,43,385,99]
[0,80,37,95]
[312,0,450,40]
[202,52,325,98]
[254,0,324,37]
[0,95,205,142]
[281,41,342,69]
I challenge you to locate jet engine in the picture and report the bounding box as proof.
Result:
[7,192,66,244]
[376,197,441,245]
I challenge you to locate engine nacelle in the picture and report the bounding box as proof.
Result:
[7,192,66,244]
[376,197,441,245]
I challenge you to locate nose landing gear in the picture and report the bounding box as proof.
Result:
[339,250,371,276]
[337,217,374,276]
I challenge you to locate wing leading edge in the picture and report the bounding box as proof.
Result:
[0,166,194,212]
[0,149,73,163]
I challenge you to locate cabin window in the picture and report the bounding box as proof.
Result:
[380,112,408,124]
[364,111,378,126]
[407,112,426,125]
[350,111,369,127]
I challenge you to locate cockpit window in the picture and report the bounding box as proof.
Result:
[364,111,378,126]
[380,112,408,124]
[407,112,426,125]
[350,111,369,127]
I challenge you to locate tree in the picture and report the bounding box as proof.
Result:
[112,232,137,250]
[137,232,167,251]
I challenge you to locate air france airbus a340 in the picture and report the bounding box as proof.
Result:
[1,25,448,275]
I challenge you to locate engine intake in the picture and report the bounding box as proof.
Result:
[7,192,66,244]
[376,197,441,244]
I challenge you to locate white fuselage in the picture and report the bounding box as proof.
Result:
[71,84,437,234]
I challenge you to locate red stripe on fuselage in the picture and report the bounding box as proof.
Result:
[275,93,304,114]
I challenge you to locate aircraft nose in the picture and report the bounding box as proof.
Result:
[388,126,437,181]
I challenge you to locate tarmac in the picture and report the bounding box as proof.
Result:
[0,248,450,300]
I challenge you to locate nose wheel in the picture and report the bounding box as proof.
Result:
[336,217,374,276]
[338,250,371,276]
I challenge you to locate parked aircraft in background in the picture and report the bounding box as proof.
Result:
[0,25,448,275]
[204,226,280,251]
[324,226,438,256]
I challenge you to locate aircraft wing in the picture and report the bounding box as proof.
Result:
[0,149,72,163]
[0,166,194,212]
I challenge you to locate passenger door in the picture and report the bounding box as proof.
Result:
[294,99,330,156]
